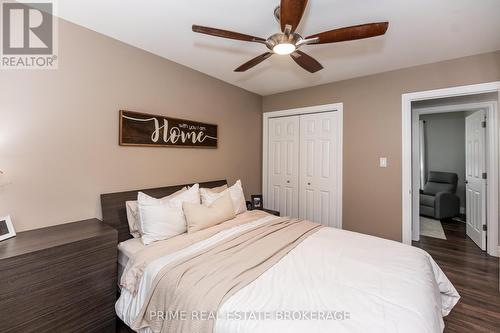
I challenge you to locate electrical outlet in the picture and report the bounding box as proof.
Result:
[379,157,388,168]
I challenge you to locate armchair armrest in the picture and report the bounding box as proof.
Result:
[435,192,460,219]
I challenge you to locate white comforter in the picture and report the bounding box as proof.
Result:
[116,215,459,333]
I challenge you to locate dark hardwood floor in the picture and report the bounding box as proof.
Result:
[413,220,500,332]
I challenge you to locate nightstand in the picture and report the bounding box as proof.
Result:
[245,201,280,216]
[263,208,280,216]
[0,219,117,333]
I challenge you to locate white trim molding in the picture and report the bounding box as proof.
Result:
[262,103,343,228]
[402,82,500,257]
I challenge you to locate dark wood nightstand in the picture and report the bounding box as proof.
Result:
[0,219,118,333]
[245,201,280,216]
[263,208,280,216]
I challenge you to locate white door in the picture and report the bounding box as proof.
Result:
[267,116,300,217]
[298,112,340,227]
[465,110,487,250]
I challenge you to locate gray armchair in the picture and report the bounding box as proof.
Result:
[420,171,460,220]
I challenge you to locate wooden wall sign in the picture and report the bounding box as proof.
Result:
[119,110,218,148]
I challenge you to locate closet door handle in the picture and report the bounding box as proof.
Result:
[307,182,311,186]
[286,180,290,183]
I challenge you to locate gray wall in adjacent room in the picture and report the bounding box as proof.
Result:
[420,112,466,212]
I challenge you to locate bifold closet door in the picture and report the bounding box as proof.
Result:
[299,112,340,228]
[267,116,300,217]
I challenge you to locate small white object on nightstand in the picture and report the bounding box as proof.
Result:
[0,215,16,241]
[379,157,388,168]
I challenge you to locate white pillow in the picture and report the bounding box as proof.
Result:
[138,184,200,245]
[125,187,186,238]
[183,192,235,233]
[200,180,247,215]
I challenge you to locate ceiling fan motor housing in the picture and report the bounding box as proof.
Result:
[266,32,303,52]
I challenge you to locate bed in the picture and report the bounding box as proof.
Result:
[101,180,459,333]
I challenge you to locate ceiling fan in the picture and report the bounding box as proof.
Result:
[192,0,388,73]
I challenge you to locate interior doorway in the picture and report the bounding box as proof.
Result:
[411,99,494,251]
[402,82,500,257]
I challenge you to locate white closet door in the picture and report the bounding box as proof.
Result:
[267,116,300,217]
[299,112,340,227]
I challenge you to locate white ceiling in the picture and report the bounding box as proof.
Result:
[57,0,500,96]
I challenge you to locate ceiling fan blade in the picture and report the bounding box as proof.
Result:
[290,50,323,73]
[280,0,308,33]
[234,52,273,72]
[192,25,266,44]
[306,22,389,44]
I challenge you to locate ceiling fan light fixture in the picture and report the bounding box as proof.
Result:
[273,43,296,55]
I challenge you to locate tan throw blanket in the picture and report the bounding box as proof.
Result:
[121,210,271,293]
[131,216,323,333]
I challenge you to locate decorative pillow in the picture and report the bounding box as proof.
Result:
[138,184,200,245]
[125,187,186,238]
[200,180,247,215]
[183,192,235,233]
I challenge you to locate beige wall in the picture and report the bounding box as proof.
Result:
[263,51,500,241]
[0,19,263,232]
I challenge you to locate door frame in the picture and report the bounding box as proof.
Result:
[402,82,500,256]
[262,103,344,228]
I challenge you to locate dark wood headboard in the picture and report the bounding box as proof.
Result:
[100,179,227,243]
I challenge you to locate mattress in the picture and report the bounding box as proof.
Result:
[117,238,145,284]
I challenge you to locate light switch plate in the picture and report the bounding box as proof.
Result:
[379,157,388,168]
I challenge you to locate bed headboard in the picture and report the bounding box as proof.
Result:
[100,179,227,243]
